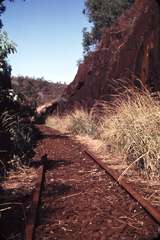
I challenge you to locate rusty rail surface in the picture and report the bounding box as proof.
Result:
[25,165,45,240]
[85,150,160,225]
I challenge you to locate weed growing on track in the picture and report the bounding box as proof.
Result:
[46,91,160,178]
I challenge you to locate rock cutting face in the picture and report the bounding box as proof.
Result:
[62,0,160,110]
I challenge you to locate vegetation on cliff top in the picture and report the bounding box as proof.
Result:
[82,0,134,53]
[12,76,67,106]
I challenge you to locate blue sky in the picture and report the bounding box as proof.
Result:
[2,0,90,83]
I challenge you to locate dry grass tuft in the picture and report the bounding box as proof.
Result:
[2,166,37,194]
[47,109,98,138]
[100,91,160,177]
[46,114,71,134]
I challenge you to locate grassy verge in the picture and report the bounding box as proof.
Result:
[46,91,160,179]
[100,91,160,177]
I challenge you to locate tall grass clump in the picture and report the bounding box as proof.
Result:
[67,109,98,137]
[46,114,71,133]
[100,91,160,177]
[46,109,98,138]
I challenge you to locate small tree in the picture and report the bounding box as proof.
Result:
[0,31,16,70]
[82,0,134,54]
[0,0,16,86]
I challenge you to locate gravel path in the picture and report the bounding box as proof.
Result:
[35,125,160,240]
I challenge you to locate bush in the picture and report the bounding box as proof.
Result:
[0,88,37,170]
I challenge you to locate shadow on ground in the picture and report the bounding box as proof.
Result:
[152,235,160,240]
[30,159,72,171]
[37,182,75,225]
[45,159,72,171]
[41,134,69,140]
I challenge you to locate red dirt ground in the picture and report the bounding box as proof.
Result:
[34,125,160,240]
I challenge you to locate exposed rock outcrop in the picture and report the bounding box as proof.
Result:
[62,0,160,109]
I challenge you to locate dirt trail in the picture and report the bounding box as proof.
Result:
[35,125,160,240]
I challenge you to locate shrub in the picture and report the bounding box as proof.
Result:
[0,88,37,170]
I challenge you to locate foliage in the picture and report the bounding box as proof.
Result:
[0,88,36,162]
[0,0,16,86]
[12,75,67,105]
[83,0,134,53]
[0,31,16,73]
[0,1,38,173]
[0,0,6,28]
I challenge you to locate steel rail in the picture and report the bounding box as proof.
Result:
[85,149,160,225]
[25,155,47,240]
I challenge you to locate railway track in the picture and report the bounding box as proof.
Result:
[25,166,44,240]
[85,150,160,225]
[25,131,160,240]
[25,155,47,240]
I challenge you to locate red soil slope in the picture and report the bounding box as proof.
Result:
[62,0,160,109]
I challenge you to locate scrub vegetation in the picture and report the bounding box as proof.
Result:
[47,90,160,179]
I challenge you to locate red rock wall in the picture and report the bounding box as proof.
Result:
[63,0,160,109]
